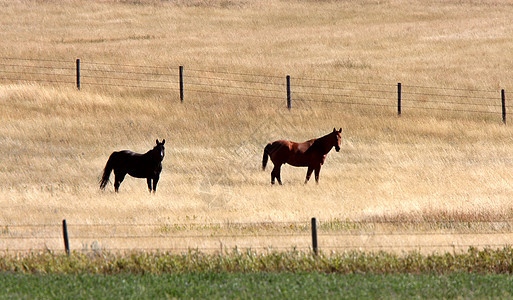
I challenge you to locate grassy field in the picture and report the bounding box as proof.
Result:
[2,272,513,299]
[2,248,513,298]
[1,0,513,253]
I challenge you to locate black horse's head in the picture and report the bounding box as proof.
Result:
[152,139,165,161]
[332,128,342,152]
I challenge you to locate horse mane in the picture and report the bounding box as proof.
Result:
[310,131,335,152]
[145,147,156,155]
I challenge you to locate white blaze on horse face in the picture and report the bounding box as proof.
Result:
[160,148,165,160]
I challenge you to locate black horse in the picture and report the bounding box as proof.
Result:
[100,139,165,193]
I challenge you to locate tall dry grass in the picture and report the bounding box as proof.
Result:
[1,0,513,252]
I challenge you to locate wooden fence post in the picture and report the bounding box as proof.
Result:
[76,59,80,90]
[502,89,506,124]
[179,66,184,103]
[311,217,318,255]
[286,75,291,110]
[62,219,70,256]
[397,82,401,116]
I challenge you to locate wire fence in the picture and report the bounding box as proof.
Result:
[2,218,513,254]
[0,57,509,123]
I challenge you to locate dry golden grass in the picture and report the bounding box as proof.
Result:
[1,0,513,252]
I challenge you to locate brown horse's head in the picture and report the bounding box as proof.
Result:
[332,128,342,152]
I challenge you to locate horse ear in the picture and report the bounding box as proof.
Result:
[338,128,342,133]
[162,139,165,145]
[156,139,159,145]
[333,128,336,132]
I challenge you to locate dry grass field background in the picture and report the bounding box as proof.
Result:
[1,0,513,252]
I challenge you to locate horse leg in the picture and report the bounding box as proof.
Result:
[114,172,126,193]
[305,166,314,184]
[314,166,322,184]
[152,175,160,193]
[146,178,152,193]
[271,164,282,185]
[276,165,283,185]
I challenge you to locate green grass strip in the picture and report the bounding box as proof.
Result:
[1,273,513,299]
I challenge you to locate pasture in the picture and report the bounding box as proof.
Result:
[1,0,513,254]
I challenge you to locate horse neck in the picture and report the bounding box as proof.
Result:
[313,134,334,154]
[144,148,160,162]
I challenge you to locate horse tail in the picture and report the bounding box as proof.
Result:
[99,153,116,190]
[262,143,272,171]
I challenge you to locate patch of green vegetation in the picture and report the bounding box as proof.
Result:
[1,273,513,299]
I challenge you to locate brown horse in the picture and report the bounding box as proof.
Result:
[262,128,341,185]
